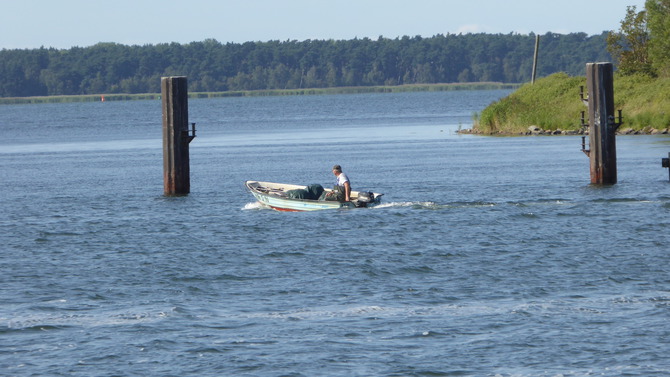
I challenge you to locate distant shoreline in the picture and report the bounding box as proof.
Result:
[0,82,519,105]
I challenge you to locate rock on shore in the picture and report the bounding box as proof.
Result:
[458,125,670,136]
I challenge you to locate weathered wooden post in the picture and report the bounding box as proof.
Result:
[162,76,195,196]
[584,62,621,185]
[531,35,540,84]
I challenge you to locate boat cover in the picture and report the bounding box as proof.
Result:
[287,184,324,200]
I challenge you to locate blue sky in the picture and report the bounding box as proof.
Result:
[1,0,648,49]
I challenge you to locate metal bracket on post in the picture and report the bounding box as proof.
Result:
[608,110,624,131]
[580,110,590,157]
[580,85,589,106]
[182,122,197,143]
[579,87,590,156]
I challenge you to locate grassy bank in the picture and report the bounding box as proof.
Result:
[0,82,520,105]
[473,72,670,134]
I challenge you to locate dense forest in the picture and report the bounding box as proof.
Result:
[0,32,611,98]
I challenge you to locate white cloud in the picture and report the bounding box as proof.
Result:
[455,24,486,34]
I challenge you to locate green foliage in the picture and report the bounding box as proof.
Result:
[646,0,670,76]
[607,2,670,77]
[607,6,653,76]
[0,33,610,98]
[613,73,670,128]
[475,73,585,134]
[475,72,670,134]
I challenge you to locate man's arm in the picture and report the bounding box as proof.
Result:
[343,181,351,201]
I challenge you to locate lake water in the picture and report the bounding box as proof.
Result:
[1,90,669,376]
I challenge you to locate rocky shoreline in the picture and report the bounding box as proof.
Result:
[458,126,670,136]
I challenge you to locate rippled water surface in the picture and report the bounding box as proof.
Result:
[1,91,670,376]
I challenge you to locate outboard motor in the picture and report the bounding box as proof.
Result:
[355,191,374,207]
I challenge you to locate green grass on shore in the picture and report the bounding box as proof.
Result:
[0,82,519,105]
[474,72,670,134]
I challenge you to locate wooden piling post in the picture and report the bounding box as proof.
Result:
[586,62,619,185]
[162,76,193,195]
[531,35,540,84]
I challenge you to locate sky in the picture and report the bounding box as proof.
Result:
[1,0,648,50]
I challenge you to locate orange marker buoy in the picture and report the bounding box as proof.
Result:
[101,95,105,102]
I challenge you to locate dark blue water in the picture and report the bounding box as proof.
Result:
[2,91,670,376]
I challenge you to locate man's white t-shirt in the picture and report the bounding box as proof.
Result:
[336,173,349,187]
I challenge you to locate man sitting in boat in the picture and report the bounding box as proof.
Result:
[332,164,351,202]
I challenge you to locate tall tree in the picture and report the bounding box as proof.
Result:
[646,0,670,76]
[607,6,653,76]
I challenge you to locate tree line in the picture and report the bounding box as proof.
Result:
[0,32,611,98]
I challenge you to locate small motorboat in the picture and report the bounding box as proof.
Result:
[245,181,383,212]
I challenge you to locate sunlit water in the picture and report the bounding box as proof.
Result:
[1,91,670,376]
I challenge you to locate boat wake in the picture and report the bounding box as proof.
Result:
[242,202,265,210]
[375,201,496,210]
[242,197,657,212]
[242,201,497,211]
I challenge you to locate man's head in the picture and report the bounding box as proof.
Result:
[332,165,342,175]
